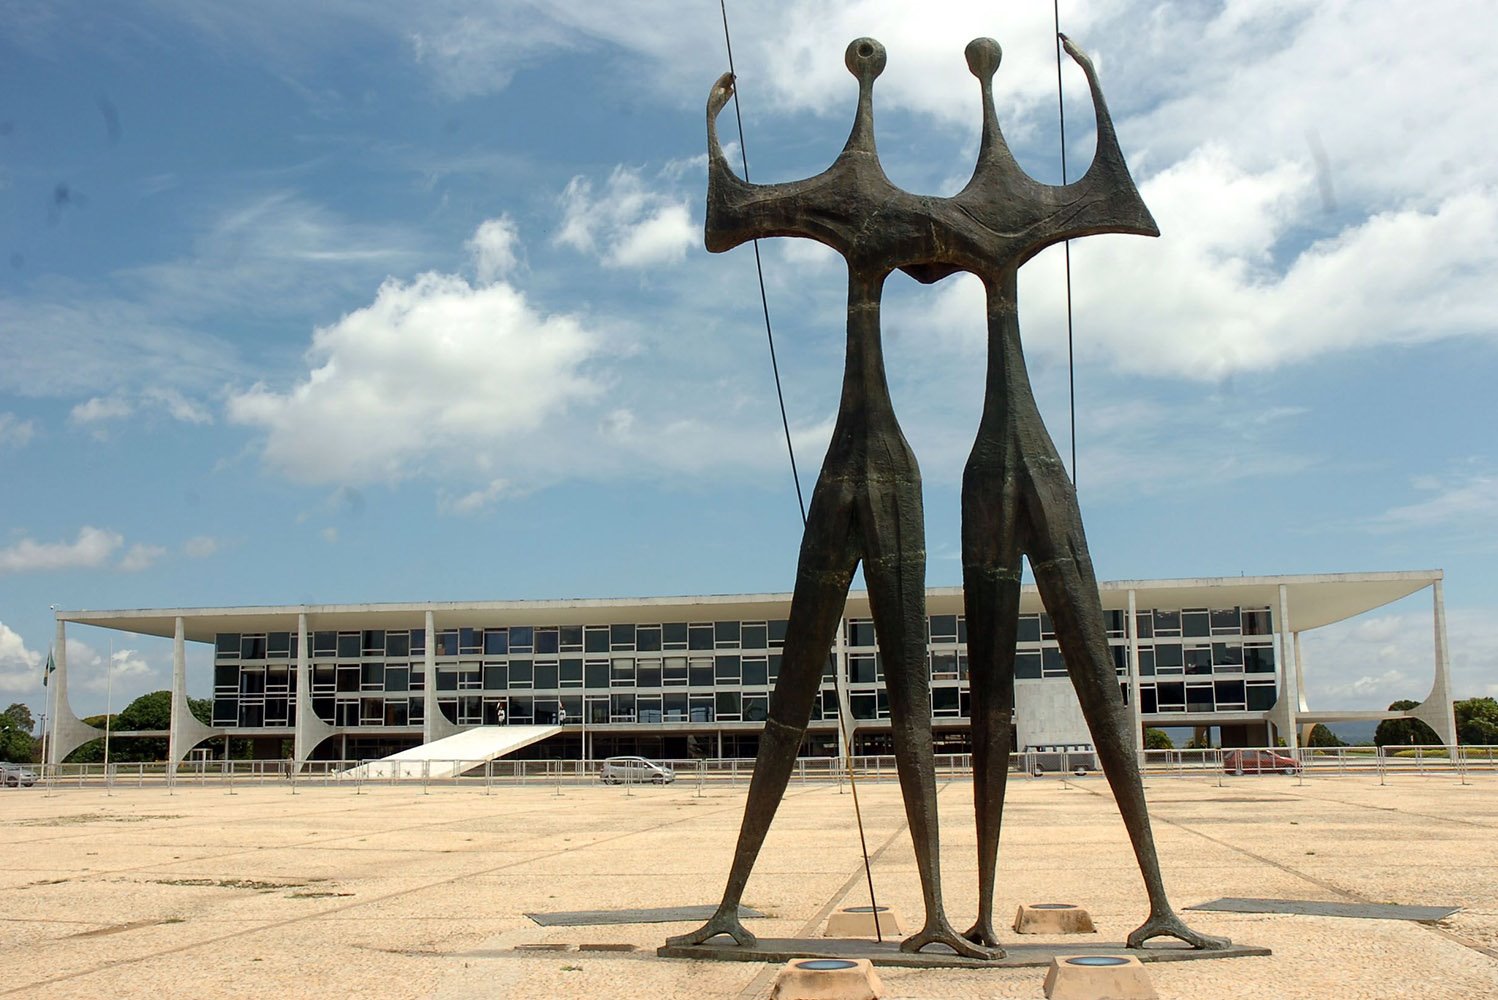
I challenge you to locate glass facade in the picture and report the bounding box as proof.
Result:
[210,603,1279,732]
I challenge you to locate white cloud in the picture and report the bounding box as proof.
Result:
[320,527,339,544]
[1301,606,1498,709]
[61,639,158,697]
[0,413,36,448]
[556,168,696,268]
[183,536,221,558]
[143,387,213,425]
[70,395,134,425]
[118,543,167,572]
[440,479,512,515]
[1368,471,1498,544]
[228,221,602,486]
[0,527,124,575]
[0,622,43,694]
[467,216,522,283]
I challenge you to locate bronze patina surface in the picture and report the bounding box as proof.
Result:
[671,35,1225,959]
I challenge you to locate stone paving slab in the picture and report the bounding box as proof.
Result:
[1189,897,1460,922]
[657,936,1272,969]
[528,904,768,926]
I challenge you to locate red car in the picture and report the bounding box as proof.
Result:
[1224,749,1301,775]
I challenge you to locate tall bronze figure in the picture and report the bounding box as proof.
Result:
[673,35,1226,958]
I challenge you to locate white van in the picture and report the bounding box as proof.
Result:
[599,756,675,785]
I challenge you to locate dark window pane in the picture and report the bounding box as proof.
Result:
[635,626,662,652]
[1156,682,1185,708]
[267,632,291,658]
[1187,684,1214,711]
[689,624,714,650]
[1244,644,1276,673]
[1135,613,1154,639]
[1247,682,1277,711]
[741,623,767,649]
[715,621,740,646]
[387,667,410,693]
[611,624,635,649]
[1213,642,1244,668]
[1211,608,1241,633]
[437,631,458,657]
[534,662,558,689]
[584,626,609,653]
[313,631,337,656]
[689,660,714,686]
[767,620,788,647]
[1153,610,1181,635]
[216,633,240,657]
[560,658,583,686]
[1140,686,1158,713]
[1242,609,1273,635]
[1185,646,1214,675]
[560,625,584,650]
[585,661,610,689]
[509,626,534,652]
[509,660,532,686]
[1017,615,1041,643]
[1016,651,1042,679]
[1155,644,1184,670]
[1215,680,1246,706]
[338,633,361,658]
[929,614,957,642]
[363,630,385,655]
[484,629,508,655]
[1138,648,1156,676]
[636,662,661,688]
[536,628,559,654]
[714,655,740,684]
[743,657,768,686]
[662,622,688,648]
[387,631,410,657]
[1183,609,1211,637]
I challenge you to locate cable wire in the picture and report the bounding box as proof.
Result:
[1054,3,1078,487]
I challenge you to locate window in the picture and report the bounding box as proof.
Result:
[768,620,788,648]
[1136,647,1156,676]
[1185,645,1213,675]
[849,653,878,684]
[933,687,961,717]
[1016,650,1042,679]
[635,659,661,688]
[714,655,740,684]
[1182,609,1210,638]
[610,693,636,722]
[241,634,267,659]
[1242,608,1273,635]
[1247,681,1277,711]
[611,658,635,686]
[534,662,559,690]
[663,657,688,686]
[931,651,958,680]
[1039,613,1056,640]
[1104,610,1126,639]
[741,622,768,649]
[1154,643,1184,674]
[1156,682,1185,710]
[1213,642,1244,669]
[267,632,291,658]
[714,691,739,720]
[1042,647,1067,677]
[611,624,636,651]
[662,622,688,650]
[216,633,240,658]
[1214,680,1246,708]
[744,695,768,722]
[313,631,337,656]
[689,623,714,650]
[689,658,714,687]
[509,626,534,653]
[435,667,458,692]
[387,666,410,693]
[743,656,768,687]
[635,625,661,652]
[1134,613,1153,639]
[509,660,533,688]
[436,630,458,657]
[636,695,661,723]
[848,619,876,647]
[585,659,610,689]
[560,625,584,652]
[362,630,385,655]
[536,628,559,654]
[387,631,411,657]
[560,658,583,688]
[584,626,609,653]
[1017,615,1041,643]
[1210,608,1241,635]
[338,632,362,658]
[715,621,740,648]
[929,615,958,644]
[1152,610,1181,636]
[361,663,384,689]
[1244,643,1275,673]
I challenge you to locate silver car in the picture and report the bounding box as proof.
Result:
[2,762,38,787]
[599,756,675,785]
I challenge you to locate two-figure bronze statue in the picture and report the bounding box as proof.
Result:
[670,35,1229,959]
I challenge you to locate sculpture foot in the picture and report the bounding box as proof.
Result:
[961,918,1004,952]
[1126,910,1231,951]
[666,904,758,949]
[902,920,1000,960]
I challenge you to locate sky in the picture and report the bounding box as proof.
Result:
[2,0,1496,724]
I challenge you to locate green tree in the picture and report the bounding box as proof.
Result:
[1307,724,1347,747]
[1143,728,1174,750]
[1,702,39,762]
[1455,697,1498,745]
[1374,699,1441,748]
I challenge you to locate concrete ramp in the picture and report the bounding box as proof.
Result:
[344,726,561,780]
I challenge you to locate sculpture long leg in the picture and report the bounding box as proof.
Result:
[667,478,861,949]
[1023,457,1230,951]
[957,274,1027,951]
[860,477,995,960]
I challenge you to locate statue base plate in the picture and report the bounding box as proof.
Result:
[658,937,1269,970]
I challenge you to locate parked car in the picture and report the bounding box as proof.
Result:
[2,762,38,787]
[599,756,675,785]
[1224,749,1301,775]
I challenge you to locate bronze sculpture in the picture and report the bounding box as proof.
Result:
[672,34,1227,958]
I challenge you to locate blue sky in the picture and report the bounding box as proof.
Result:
[2,0,1496,721]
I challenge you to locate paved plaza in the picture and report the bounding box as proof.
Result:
[2,771,1496,999]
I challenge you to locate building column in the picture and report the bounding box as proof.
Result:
[834,617,852,761]
[167,616,218,772]
[46,617,100,765]
[422,610,436,745]
[1125,589,1144,760]
[1293,632,1315,745]
[1270,584,1301,749]
[292,612,332,768]
[1411,578,1458,745]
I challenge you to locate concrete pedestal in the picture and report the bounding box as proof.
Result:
[1043,954,1155,999]
[770,958,883,1000]
[1015,903,1096,935]
[825,905,905,938]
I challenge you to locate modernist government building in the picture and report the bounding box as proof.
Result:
[45,570,1458,767]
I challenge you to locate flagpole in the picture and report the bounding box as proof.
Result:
[103,636,114,790]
